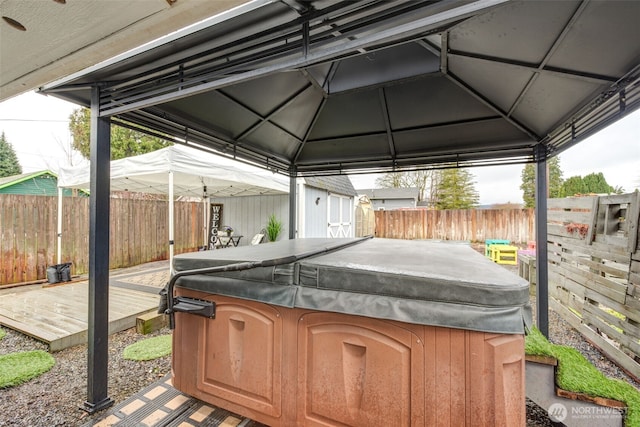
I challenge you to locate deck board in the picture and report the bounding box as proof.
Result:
[0,280,159,351]
[83,374,267,427]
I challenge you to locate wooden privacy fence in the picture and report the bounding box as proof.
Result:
[0,194,205,286]
[547,193,640,379]
[374,208,535,243]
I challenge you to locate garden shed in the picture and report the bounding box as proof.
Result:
[0,170,85,197]
[2,0,639,414]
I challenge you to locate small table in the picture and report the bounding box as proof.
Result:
[215,235,243,248]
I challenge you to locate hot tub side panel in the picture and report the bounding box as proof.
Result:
[171,290,296,426]
[172,289,525,426]
[296,312,425,427]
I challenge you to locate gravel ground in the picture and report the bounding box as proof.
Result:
[0,255,638,426]
[0,326,171,427]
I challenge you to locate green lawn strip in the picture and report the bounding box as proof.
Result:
[123,335,172,361]
[0,350,55,388]
[0,328,5,340]
[526,327,640,426]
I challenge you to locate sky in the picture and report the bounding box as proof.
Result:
[0,91,638,205]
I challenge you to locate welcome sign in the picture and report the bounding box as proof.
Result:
[208,203,223,249]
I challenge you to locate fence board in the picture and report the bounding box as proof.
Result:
[547,237,631,264]
[0,195,205,286]
[375,208,535,243]
[548,196,596,210]
[544,193,640,380]
[547,210,592,224]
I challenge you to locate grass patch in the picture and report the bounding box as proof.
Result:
[123,335,172,361]
[0,350,55,388]
[526,327,640,426]
[0,328,5,340]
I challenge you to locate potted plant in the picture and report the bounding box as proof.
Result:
[222,225,234,236]
[265,214,283,242]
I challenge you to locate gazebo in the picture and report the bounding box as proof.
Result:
[2,0,639,412]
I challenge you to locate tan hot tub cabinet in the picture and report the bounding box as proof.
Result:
[162,237,532,426]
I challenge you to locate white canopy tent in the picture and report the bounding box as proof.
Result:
[56,144,289,266]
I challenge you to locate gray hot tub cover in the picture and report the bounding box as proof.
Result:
[171,238,532,334]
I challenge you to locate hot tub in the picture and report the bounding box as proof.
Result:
[163,237,531,426]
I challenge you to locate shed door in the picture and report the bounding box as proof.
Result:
[328,194,352,237]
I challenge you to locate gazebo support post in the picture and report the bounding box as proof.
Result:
[289,172,297,239]
[535,144,549,338]
[169,170,175,267]
[83,85,114,413]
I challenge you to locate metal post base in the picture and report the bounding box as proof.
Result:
[81,397,114,414]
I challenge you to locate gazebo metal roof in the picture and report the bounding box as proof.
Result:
[40,0,640,176]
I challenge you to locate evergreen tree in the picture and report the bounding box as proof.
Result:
[520,156,563,208]
[435,168,479,210]
[69,108,172,160]
[0,132,22,177]
[582,172,614,194]
[561,175,586,197]
[561,172,618,196]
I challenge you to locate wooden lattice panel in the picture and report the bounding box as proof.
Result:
[547,193,640,380]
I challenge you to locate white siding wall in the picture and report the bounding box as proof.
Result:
[372,199,415,210]
[211,185,354,244]
[211,194,289,246]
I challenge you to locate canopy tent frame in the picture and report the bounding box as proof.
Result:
[55,145,289,273]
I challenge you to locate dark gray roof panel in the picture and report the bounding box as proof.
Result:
[307,91,388,140]
[393,118,531,154]
[40,0,640,175]
[514,74,604,136]
[298,134,391,165]
[323,43,441,94]
[384,77,498,129]
[448,1,579,64]
[546,1,640,77]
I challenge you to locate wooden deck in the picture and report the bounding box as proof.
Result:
[0,277,161,351]
[83,374,267,427]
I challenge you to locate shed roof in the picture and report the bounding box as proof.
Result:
[304,175,357,197]
[0,170,87,196]
[0,170,52,189]
[357,188,419,200]
[37,0,640,177]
